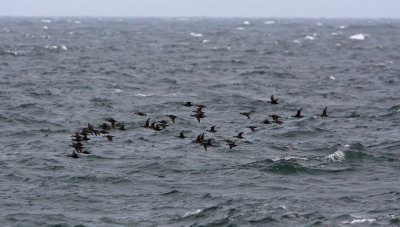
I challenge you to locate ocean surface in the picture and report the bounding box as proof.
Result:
[0,17,400,226]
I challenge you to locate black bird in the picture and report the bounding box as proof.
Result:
[194,133,204,143]
[143,118,150,128]
[206,125,217,133]
[268,95,279,104]
[269,114,281,122]
[99,123,112,131]
[262,119,271,124]
[240,111,253,119]
[152,124,163,131]
[201,139,214,151]
[182,102,193,107]
[135,112,147,117]
[193,106,205,114]
[191,112,206,123]
[320,106,329,117]
[293,108,303,118]
[247,126,257,132]
[116,122,126,131]
[234,132,244,139]
[224,140,237,149]
[69,150,79,158]
[177,131,186,139]
[93,129,101,136]
[105,118,117,129]
[100,130,109,134]
[157,120,168,128]
[71,132,83,142]
[87,123,95,131]
[104,135,114,142]
[71,142,84,153]
[166,115,177,124]
[195,104,207,109]
[80,130,90,141]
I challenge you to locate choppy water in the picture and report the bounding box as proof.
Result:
[1,17,400,226]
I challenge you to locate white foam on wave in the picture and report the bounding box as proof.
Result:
[202,39,210,43]
[277,205,287,210]
[316,22,323,26]
[45,45,68,51]
[190,32,202,37]
[342,217,376,224]
[41,19,52,23]
[329,75,336,80]
[339,25,347,29]
[243,21,250,25]
[4,50,18,56]
[264,20,275,25]
[324,150,345,162]
[134,93,177,97]
[350,34,367,40]
[304,35,315,40]
[236,27,244,30]
[75,20,81,24]
[112,89,123,93]
[293,39,301,44]
[135,93,152,97]
[272,156,309,161]
[335,43,342,47]
[42,26,48,30]
[183,209,202,217]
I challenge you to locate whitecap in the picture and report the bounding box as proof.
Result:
[75,20,81,24]
[339,25,347,29]
[264,20,275,25]
[331,32,339,36]
[272,156,309,161]
[134,93,152,97]
[349,34,367,40]
[243,21,250,25]
[183,209,202,217]
[304,35,315,40]
[335,43,342,47]
[316,22,323,26]
[43,26,48,30]
[277,205,287,210]
[60,45,68,51]
[329,75,336,80]
[293,39,301,44]
[342,218,376,224]
[190,32,202,37]
[5,50,18,56]
[236,27,244,30]
[202,39,210,43]
[324,150,345,162]
[112,89,122,93]
[41,19,52,23]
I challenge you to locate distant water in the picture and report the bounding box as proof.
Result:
[1,17,400,226]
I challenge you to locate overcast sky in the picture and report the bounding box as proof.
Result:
[0,0,399,18]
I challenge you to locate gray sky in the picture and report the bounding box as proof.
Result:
[0,0,399,18]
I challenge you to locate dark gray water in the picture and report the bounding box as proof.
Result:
[1,17,400,226]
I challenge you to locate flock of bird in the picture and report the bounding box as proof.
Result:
[68,95,329,158]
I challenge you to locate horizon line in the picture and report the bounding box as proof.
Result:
[0,15,399,20]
